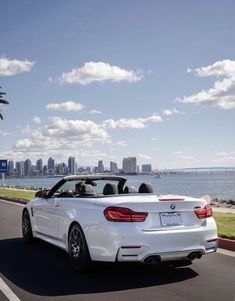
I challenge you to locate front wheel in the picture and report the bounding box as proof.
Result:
[22,209,34,243]
[68,224,91,272]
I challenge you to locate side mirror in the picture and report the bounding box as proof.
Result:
[35,190,48,198]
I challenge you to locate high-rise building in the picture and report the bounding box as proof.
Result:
[110,161,118,174]
[141,164,152,173]
[36,159,43,175]
[48,157,55,175]
[15,161,24,177]
[68,157,76,175]
[7,160,14,176]
[24,159,32,176]
[122,157,137,173]
[97,160,104,173]
[43,165,48,176]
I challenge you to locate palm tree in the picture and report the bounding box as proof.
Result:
[0,87,9,120]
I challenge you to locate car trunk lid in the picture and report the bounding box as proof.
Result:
[98,194,207,230]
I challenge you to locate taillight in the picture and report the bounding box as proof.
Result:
[194,205,213,219]
[104,206,148,222]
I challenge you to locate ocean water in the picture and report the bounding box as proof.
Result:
[2,172,235,200]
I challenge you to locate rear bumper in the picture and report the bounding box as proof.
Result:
[86,217,218,262]
[117,245,217,263]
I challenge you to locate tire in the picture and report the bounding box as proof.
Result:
[68,223,91,272]
[22,209,34,243]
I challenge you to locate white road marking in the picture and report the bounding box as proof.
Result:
[0,277,21,301]
[0,199,25,207]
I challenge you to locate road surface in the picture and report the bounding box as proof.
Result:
[0,199,234,301]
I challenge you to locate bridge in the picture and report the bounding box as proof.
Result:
[159,167,235,174]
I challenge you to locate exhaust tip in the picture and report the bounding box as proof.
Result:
[144,255,161,264]
[187,251,203,260]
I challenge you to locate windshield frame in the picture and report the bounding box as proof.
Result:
[46,175,126,198]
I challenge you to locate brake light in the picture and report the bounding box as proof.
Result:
[104,206,148,222]
[194,205,213,219]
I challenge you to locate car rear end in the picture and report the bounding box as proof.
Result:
[91,194,218,263]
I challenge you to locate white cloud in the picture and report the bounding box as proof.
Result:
[32,116,41,124]
[151,138,158,141]
[213,151,235,164]
[21,125,33,134]
[43,117,108,142]
[162,108,181,116]
[89,109,103,115]
[215,151,229,157]
[2,111,164,163]
[0,57,35,76]
[7,117,110,161]
[0,129,10,136]
[79,150,107,158]
[137,153,152,160]
[174,151,195,160]
[102,114,162,129]
[178,59,235,109]
[180,155,195,160]
[46,101,84,112]
[116,141,128,147]
[56,61,143,85]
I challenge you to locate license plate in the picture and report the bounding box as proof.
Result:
[160,212,182,226]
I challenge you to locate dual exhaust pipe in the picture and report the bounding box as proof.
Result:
[187,251,203,260]
[144,255,161,264]
[144,251,203,264]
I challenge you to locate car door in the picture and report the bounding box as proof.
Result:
[33,197,59,238]
[34,179,77,238]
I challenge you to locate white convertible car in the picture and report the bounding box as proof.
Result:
[22,175,218,271]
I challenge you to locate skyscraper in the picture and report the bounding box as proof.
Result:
[141,164,152,173]
[36,159,43,175]
[24,159,32,176]
[98,160,104,173]
[7,160,14,176]
[122,157,137,173]
[48,157,55,175]
[68,157,76,175]
[110,161,118,174]
[15,161,24,177]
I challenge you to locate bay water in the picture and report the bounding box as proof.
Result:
[2,172,235,200]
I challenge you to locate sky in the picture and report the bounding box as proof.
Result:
[0,0,235,169]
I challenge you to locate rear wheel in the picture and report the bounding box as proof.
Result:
[22,209,34,243]
[68,224,91,272]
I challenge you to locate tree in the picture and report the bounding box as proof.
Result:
[0,87,9,120]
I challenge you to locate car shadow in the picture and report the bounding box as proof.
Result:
[0,238,198,296]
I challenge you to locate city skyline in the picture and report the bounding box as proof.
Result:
[1,1,235,169]
[5,155,154,177]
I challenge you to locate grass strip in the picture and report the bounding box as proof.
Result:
[0,188,35,202]
[213,212,235,240]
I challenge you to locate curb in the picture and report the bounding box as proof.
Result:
[218,238,235,252]
[0,195,28,205]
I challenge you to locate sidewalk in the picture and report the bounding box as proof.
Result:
[212,207,235,214]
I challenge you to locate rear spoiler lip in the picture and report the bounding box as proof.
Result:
[158,198,185,201]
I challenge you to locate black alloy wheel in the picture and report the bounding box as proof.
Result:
[22,209,34,242]
[68,224,91,272]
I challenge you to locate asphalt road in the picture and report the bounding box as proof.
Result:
[0,200,234,301]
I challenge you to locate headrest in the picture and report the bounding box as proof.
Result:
[103,183,118,195]
[124,186,136,193]
[80,184,96,196]
[138,183,153,193]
